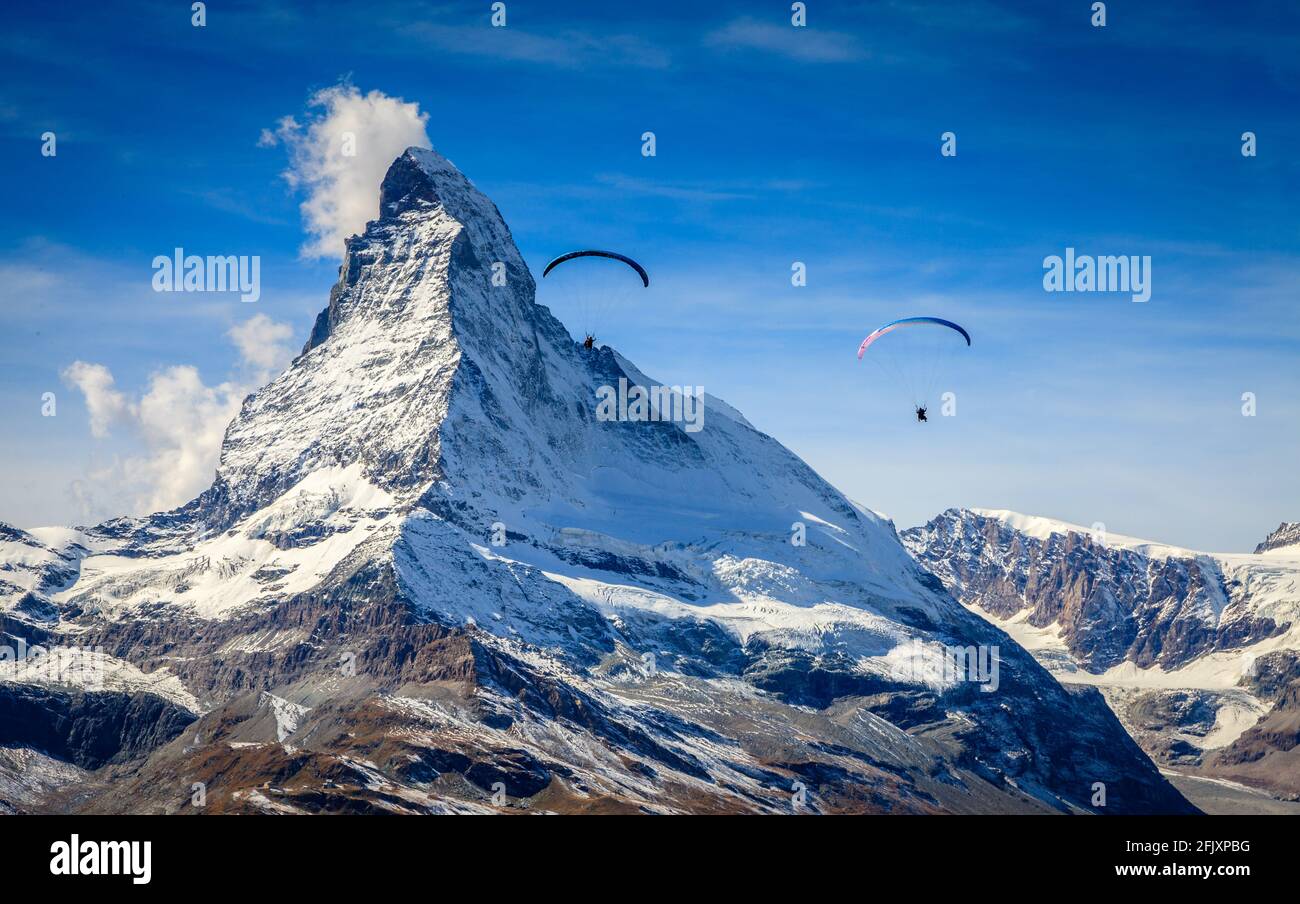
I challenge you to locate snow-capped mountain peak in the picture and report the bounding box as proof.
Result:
[0,151,1193,815]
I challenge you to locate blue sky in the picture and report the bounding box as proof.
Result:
[1,0,1297,551]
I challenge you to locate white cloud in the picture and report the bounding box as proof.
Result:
[228,313,296,372]
[262,85,431,259]
[61,317,297,517]
[120,365,244,514]
[61,361,129,438]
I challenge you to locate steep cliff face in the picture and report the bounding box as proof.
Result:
[0,684,195,770]
[0,149,1193,814]
[903,509,1298,673]
[902,508,1300,798]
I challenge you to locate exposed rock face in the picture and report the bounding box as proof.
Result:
[0,150,1194,815]
[0,684,195,770]
[1256,522,1300,554]
[902,509,1293,673]
[902,508,1300,800]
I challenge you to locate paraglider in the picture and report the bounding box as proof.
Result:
[542,250,649,287]
[856,316,971,358]
[856,316,971,421]
[541,250,649,350]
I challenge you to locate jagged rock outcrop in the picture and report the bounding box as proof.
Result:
[1256,522,1300,554]
[902,508,1294,673]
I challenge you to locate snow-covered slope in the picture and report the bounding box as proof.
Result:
[0,524,94,619]
[0,149,1193,814]
[902,508,1300,796]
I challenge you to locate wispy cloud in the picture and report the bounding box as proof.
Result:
[60,362,129,438]
[704,17,865,62]
[184,187,290,227]
[0,239,230,324]
[592,173,754,203]
[401,21,671,69]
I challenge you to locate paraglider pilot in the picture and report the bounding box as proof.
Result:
[856,318,971,426]
[543,252,650,356]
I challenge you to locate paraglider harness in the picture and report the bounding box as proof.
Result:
[915,405,928,422]
[583,335,595,350]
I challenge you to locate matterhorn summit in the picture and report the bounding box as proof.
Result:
[0,148,1192,814]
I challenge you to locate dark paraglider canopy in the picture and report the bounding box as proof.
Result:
[539,249,650,348]
[542,250,650,287]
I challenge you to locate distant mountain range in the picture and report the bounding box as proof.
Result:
[903,509,1300,800]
